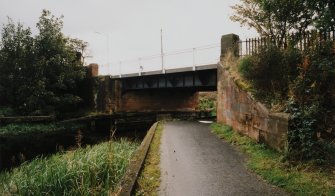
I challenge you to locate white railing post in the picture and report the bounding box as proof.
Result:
[192,48,196,71]
[119,61,122,78]
[139,58,142,76]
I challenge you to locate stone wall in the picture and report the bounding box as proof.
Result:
[118,89,198,113]
[217,34,289,151]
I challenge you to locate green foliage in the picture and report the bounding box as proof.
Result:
[0,106,15,117]
[287,41,335,161]
[0,10,87,116]
[0,140,138,195]
[231,0,334,44]
[0,123,83,137]
[313,1,335,32]
[0,123,59,136]
[199,97,216,116]
[237,41,334,161]
[287,101,325,162]
[238,56,253,78]
[237,45,302,106]
[211,123,335,195]
[231,0,312,44]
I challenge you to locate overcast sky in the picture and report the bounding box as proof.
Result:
[0,0,257,74]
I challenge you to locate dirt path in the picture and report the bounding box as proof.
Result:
[159,121,287,196]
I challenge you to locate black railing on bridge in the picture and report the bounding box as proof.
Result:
[238,30,335,57]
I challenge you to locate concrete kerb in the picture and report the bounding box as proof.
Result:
[114,122,158,196]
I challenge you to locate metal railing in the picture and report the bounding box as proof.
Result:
[238,30,335,57]
[99,43,221,76]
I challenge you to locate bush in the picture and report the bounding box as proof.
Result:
[199,97,216,116]
[287,100,325,161]
[0,106,15,117]
[287,41,335,162]
[237,45,302,106]
[238,56,254,78]
[237,40,335,162]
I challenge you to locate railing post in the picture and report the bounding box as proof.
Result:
[220,34,240,61]
[192,48,196,71]
[119,61,122,78]
[139,58,142,76]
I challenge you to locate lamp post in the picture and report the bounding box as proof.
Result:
[95,32,110,75]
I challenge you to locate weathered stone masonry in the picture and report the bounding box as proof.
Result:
[87,69,199,113]
[217,34,289,151]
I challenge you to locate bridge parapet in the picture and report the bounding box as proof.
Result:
[117,64,217,92]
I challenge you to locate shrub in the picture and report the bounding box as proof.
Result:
[199,97,216,115]
[287,41,335,162]
[237,44,302,107]
[0,106,15,117]
[238,56,254,78]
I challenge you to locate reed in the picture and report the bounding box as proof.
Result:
[0,139,138,195]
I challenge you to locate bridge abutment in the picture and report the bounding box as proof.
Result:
[91,75,199,113]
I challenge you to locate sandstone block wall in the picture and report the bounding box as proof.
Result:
[217,63,289,151]
[118,89,198,113]
[217,34,289,151]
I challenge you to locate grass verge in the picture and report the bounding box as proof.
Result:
[0,123,83,137]
[0,139,138,195]
[135,122,163,196]
[210,123,335,196]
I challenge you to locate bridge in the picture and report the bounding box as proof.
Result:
[115,64,217,92]
[88,34,239,114]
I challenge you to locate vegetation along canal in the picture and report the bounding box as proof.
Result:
[0,113,154,172]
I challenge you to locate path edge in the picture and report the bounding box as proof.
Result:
[114,122,158,196]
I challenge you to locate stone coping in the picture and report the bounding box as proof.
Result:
[114,122,158,196]
[0,116,55,124]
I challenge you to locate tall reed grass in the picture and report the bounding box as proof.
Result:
[0,139,138,195]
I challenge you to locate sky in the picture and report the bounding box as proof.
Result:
[0,0,257,75]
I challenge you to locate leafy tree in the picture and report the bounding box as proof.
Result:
[314,0,335,32]
[0,18,36,111]
[231,0,334,46]
[0,10,87,115]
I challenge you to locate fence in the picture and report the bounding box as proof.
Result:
[238,30,335,57]
[99,44,221,76]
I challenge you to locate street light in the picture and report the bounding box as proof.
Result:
[95,32,110,75]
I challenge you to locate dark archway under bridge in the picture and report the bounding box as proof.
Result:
[95,64,218,113]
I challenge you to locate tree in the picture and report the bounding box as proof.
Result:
[314,0,335,32]
[0,10,87,115]
[230,0,334,46]
[0,18,36,110]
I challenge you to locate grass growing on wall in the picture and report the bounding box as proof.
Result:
[135,122,163,196]
[0,139,138,195]
[210,123,335,196]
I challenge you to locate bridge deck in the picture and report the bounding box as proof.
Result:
[110,63,217,79]
[109,64,218,91]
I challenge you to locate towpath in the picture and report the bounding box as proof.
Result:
[159,121,287,196]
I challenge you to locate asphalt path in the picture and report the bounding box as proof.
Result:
[159,121,287,196]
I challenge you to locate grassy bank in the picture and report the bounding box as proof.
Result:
[0,139,138,195]
[211,123,335,196]
[135,122,163,196]
[0,123,83,137]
